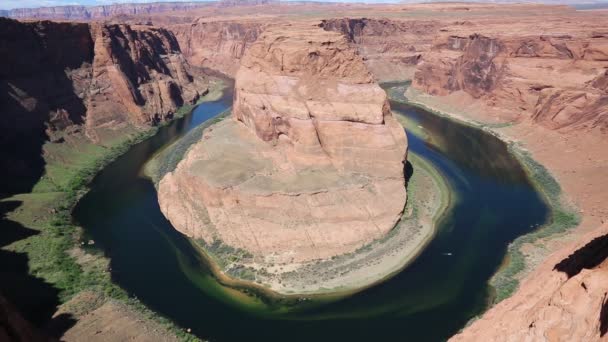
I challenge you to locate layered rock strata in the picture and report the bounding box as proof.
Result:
[320,18,440,82]
[413,31,608,131]
[451,223,608,342]
[0,17,206,194]
[159,24,407,271]
[171,19,264,76]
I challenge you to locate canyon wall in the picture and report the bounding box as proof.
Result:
[405,15,608,341]
[0,18,207,195]
[171,19,264,76]
[159,24,408,282]
[320,18,439,82]
[413,31,608,131]
[2,2,213,21]
[451,223,608,341]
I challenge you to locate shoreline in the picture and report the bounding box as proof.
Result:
[402,86,581,304]
[0,78,230,341]
[148,111,454,299]
[187,151,452,300]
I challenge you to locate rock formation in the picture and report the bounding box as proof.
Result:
[320,18,439,81]
[0,17,207,194]
[171,19,264,76]
[413,31,608,131]
[451,223,608,342]
[85,23,207,142]
[159,24,407,275]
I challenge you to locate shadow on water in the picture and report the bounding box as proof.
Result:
[72,81,549,341]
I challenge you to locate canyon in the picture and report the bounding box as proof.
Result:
[0,17,207,195]
[158,23,410,292]
[0,1,607,341]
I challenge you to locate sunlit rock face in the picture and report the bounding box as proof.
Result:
[159,23,408,265]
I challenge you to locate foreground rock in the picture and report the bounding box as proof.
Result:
[159,23,408,292]
[451,223,608,342]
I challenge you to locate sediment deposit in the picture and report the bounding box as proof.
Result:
[159,23,409,291]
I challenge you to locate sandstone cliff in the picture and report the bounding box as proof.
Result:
[413,31,608,131]
[171,19,264,76]
[85,23,207,142]
[0,18,207,195]
[158,24,408,291]
[320,18,439,82]
[451,223,608,342]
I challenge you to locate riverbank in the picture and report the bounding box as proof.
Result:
[0,78,227,341]
[402,85,585,303]
[147,109,452,298]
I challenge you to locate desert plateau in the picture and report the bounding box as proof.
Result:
[0,1,607,341]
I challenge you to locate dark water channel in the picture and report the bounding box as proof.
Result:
[73,82,548,341]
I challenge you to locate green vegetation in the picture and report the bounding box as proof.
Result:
[146,110,231,184]
[490,146,580,302]
[196,238,253,270]
[1,81,228,341]
[385,81,580,304]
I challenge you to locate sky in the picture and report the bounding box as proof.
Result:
[1,0,608,10]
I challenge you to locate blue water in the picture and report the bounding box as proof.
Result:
[73,82,548,341]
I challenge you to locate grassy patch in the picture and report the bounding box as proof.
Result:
[490,146,580,302]
[2,104,214,340]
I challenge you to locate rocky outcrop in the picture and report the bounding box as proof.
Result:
[0,17,206,195]
[158,24,407,287]
[171,19,264,76]
[85,23,207,142]
[320,18,440,81]
[3,2,213,21]
[451,223,608,342]
[413,31,608,131]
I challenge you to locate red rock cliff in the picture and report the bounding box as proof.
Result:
[413,31,608,131]
[320,18,439,81]
[451,223,608,342]
[0,17,207,194]
[171,19,264,76]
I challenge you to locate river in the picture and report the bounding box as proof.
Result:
[73,81,548,341]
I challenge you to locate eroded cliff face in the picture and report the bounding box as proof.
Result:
[320,18,440,82]
[171,19,264,76]
[0,18,206,194]
[158,24,408,290]
[451,223,608,342]
[413,32,608,131]
[86,23,207,142]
